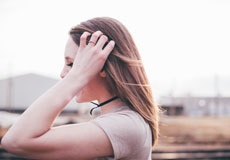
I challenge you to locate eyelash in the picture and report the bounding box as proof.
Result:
[66,63,73,67]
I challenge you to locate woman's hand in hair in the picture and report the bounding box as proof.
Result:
[69,31,115,84]
[1,31,115,159]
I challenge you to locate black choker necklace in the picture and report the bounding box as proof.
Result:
[90,96,118,115]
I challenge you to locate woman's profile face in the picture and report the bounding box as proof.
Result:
[60,36,101,103]
[60,37,78,79]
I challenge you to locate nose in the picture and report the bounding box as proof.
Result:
[60,72,65,79]
[60,68,67,79]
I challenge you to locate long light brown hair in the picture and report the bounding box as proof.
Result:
[69,17,159,146]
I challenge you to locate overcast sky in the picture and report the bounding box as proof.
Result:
[1,0,230,96]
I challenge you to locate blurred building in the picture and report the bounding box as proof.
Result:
[0,73,91,113]
[159,96,230,116]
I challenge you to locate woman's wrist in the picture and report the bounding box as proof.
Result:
[62,70,88,95]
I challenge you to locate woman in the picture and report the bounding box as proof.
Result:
[1,17,159,160]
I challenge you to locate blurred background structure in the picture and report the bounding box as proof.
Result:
[1,0,230,159]
[0,73,90,113]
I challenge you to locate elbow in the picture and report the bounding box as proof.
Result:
[1,134,25,155]
[1,134,14,152]
[1,134,18,153]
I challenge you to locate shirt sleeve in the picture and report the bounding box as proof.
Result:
[91,111,149,159]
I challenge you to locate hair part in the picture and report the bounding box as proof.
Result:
[69,17,160,146]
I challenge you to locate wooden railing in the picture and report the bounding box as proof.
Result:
[1,147,230,160]
[152,148,230,160]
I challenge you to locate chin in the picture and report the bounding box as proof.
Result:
[74,91,95,103]
[75,96,84,103]
[74,93,85,103]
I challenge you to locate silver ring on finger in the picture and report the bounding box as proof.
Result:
[88,41,96,46]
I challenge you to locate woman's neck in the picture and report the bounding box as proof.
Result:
[100,98,125,114]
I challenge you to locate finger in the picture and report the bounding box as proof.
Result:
[88,31,103,46]
[95,35,108,49]
[80,32,91,48]
[102,40,115,57]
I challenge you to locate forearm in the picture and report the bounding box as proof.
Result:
[1,30,115,158]
[3,73,84,142]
